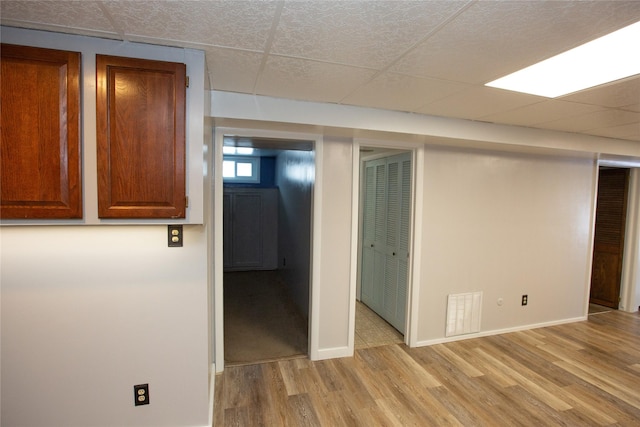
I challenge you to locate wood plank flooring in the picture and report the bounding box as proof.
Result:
[214,310,640,426]
[355,301,404,349]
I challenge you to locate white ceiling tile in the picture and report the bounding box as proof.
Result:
[342,72,469,112]
[100,0,278,51]
[479,100,606,127]
[256,56,377,103]
[624,103,640,113]
[417,86,544,120]
[392,0,640,84]
[271,1,467,68]
[540,110,640,132]
[0,0,116,36]
[587,123,640,141]
[204,48,263,93]
[561,76,640,109]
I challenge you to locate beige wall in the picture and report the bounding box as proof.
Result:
[416,147,596,343]
[211,91,639,358]
[315,138,354,354]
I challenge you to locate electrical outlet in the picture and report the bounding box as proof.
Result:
[522,295,528,306]
[168,225,183,247]
[134,384,149,406]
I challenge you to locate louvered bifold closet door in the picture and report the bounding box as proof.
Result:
[590,168,629,308]
[361,153,411,334]
[382,154,411,333]
[362,159,387,313]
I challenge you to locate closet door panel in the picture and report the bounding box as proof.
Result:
[231,194,263,268]
[361,153,411,334]
[361,159,386,312]
[223,188,278,271]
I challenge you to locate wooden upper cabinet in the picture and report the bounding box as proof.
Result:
[96,55,186,219]
[0,44,82,219]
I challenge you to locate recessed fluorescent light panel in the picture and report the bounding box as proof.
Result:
[486,20,640,98]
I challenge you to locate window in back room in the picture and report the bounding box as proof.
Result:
[222,155,260,183]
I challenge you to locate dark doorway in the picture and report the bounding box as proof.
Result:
[224,270,307,365]
[590,167,630,308]
[221,137,314,365]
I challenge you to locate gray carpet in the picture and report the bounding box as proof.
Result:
[224,270,308,366]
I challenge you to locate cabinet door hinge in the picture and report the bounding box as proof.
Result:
[185,196,189,208]
[186,76,190,88]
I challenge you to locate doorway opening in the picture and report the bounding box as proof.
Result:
[589,167,630,311]
[355,146,414,350]
[216,133,315,367]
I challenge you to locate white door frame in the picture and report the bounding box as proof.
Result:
[212,127,322,372]
[349,138,425,351]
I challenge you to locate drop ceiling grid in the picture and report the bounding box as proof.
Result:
[205,47,264,93]
[1,0,639,143]
[562,77,640,110]
[539,109,640,133]
[390,1,640,85]
[342,72,471,113]
[588,123,640,141]
[478,99,607,128]
[255,55,378,103]
[416,86,545,121]
[1,0,116,35]
[100,0,278,51]
[269,1,469,69]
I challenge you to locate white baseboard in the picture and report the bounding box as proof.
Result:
[208,363,215,427]
[312,346,352,360]
[414,316,587,347]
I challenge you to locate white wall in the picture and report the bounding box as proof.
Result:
[1,27,210,427]
[314,138,354,356]
[275,150,314,318]
[1,226,210,427]
[416,147,596,343]
[622,168,640,312]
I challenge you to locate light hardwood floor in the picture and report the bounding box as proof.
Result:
[214,310,640,426]
[355,301,404,349]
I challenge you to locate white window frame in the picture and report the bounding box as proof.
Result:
[222,156,260,183]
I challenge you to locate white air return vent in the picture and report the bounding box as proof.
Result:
[446,292,482,337]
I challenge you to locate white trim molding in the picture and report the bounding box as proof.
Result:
[415,316,587,347]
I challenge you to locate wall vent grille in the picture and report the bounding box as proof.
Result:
[446,292,482,337]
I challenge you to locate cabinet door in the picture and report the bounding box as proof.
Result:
[1,44,82,219]
[96,55,186,218]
